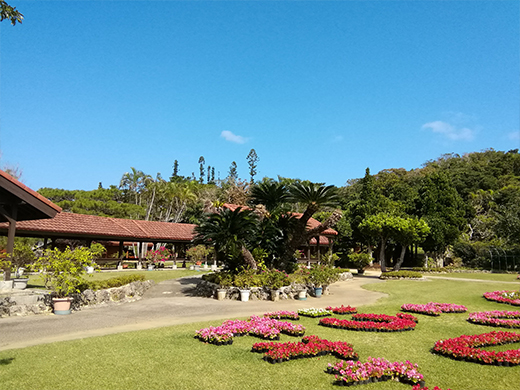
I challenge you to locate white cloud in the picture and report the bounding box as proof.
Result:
[221,130,247,144]
[422,120,475,141]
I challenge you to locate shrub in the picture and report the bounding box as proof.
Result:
[380,270,423,279]
[34,246,98,297]
[77,274,146,291]
[348,252,372,270]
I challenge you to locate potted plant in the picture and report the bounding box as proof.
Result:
[266,269,289,301]
[349,252,372,275]
[0,251,13,290]
[145,246,171,270]
[34,246,98,315]
[309,264,336,298]
[233,269,259,302]
[216,272,233,300]
[292,265,310,300]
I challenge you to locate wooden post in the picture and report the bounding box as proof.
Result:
[0,204,17,281]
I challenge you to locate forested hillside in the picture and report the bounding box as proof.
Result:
[38,149,520,270]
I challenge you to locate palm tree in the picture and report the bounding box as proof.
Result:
[194,207,258,271]
[283,182,342,266]
[249,179,290,213]
[119,167,148,205]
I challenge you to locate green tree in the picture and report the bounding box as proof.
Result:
[119,167,148,205]
[198,156,205,184]
[194,207,258,271]
[228,161,238,184]
[0,0,23,25]
[358,212,396,272]
[391,217,430,271]
[415,172,466,265]
[247,149,259,185]
[249,178,289,213]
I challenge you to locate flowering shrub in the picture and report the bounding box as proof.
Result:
[432,331,520,365]
[411,386,451,390]
[195,316,305,345]
[264,311,299,320]
[483,290,520,306]
[467,311,520,328]
[298,307,333,318]
[319,313,417,332]
[326,305,357,315]
[328,357,424,386]
[252,335,358,363]
[146,246,171,266]
[401,302,467,316]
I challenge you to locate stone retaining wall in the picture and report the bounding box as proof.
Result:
[0,280,154,317]
[195,272,353,300]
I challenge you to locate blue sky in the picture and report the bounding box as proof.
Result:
[0,0,518,191]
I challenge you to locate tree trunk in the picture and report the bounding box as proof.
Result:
[241,246,257,270]
[379,237,387,272]
[393,245,407,271]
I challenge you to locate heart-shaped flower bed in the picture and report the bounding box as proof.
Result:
[252,335,358,363]
[319,313,417,332]
[326,305,357,315]
[483,290,520,306]
[432,330,520,365]
[401,302,467,316]
[468,310,520,328]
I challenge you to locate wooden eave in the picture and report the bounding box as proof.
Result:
[0,170,61,222]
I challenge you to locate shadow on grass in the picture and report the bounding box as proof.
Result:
[0,357,14,365]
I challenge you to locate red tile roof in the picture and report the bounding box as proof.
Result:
[0,170,62,214]
[0,212,196,242]
[0,169,62,222]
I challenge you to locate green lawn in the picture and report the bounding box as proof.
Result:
[1,278,519,389]
[26,269,210,289]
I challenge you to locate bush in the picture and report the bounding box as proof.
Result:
[77,274,146,291]
[380,270,423,279]
[34,246,98,297]
[348,253,372,270]
[265,269,290,290]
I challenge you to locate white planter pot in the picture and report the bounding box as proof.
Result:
[0,280,13,291]
[298,290,307,300]
[12,278,29,290]
[217,289,227,301]
[171,264,177,270]
[137,263,143,270]
[86,266,95,274]
[239,289,250,302]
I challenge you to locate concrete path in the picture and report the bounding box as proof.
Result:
[423,275,520,284]
[0,274,386,352]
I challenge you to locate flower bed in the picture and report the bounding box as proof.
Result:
[263,310,299,320]
[298,307,333,318]
[401,302,467,316]
[483,290,520,306]
[411,386,451,390]
[467,311,520,328]
[195,316,305,345]
[432,330,520,365]
[327,357,424,387]
[326,305,357,315]
[319,313,417,332]
[251,335,358,363]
